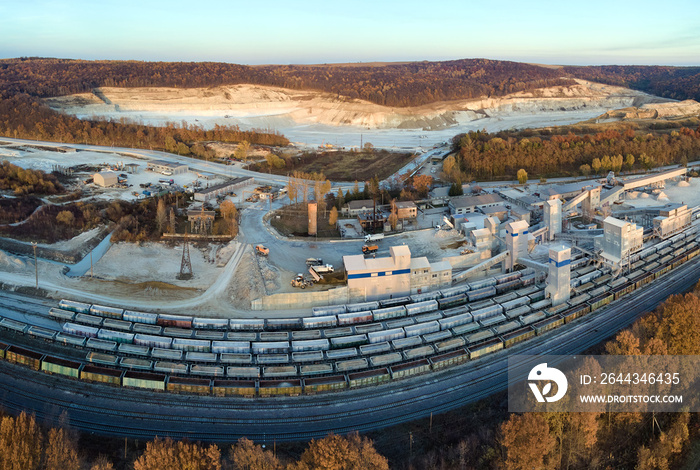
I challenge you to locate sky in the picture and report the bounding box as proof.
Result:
[1,0,699,66]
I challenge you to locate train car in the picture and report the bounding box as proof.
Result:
[468,337,504,359]
[589,293,614,311]
[471,304,504,322]
[495,279,522,294]
[102,318,132,332]
[410,291,442,302]
[335,358,369,373]
[371,306,407,321]
[321,326,354,338]
[521,311,547,326]
[63,322,99,338]
[378,296,411,308]
[422,330,453,343]
[117,343,150,357]
[441,305,470,317]
[369,352,402,368]
[123,371,166,391]
[302,315,337,329]
[156,314,193,329]
[467,286,496,302]
[194,330,225,340]
[132,324,162,335]
[6,345,42,370]
[80,364,121,385]
[291,330,322,340]
[452,322,480,336]
[438,311,474,331]
[493,321,520,335]
[291,339,330,352]
[437,294,467,310]
[545,303,569,316]
[434,337,466,354]
[226,366,261,378]
[251,341,289,354]
[430,348,469,369]
[263,366,298,378]
[58,300,91,314]
[119,357,153,371]
[392,336,422,350]
[49,308,75,322]
[134,334,172,349]
[414,311,443,323]
[302,364,334,377]
[466,329,495,345]
[404,320,440,337]
[520,274,536,286]
[192,318,229,330]
[220,353,253,364]
[390,359,431,379]
[402,345,434,360]
[123,310,158,325]
[185,352,218,363]
[212,341,250,354]
[258,379,302,396]
[74,313,103,327]
[265,318,302,330]
[292,351,324,363]
[28,326,56,341]
[325,348,358,360]
[528,290,546,302]
[493,292,518,304]
[153,361,188,375]
[255,355,288,366]
[89,305,124,319]
[212,379,256,397]
[167,376,211,395]
[355,323,385,334]
[337,311,372,326]
[85,351,118,366]
[467,277,497,290]
[502,327,536,348]
[311,305,347,317]
[344,301,379,313]
[86,337,118,353]
[172,338,211,352]
[358,341,390,355]
[97,329,134,344]
[55,332,86,347]
[405,300,438,316]
[386,318,414,329]
[348,368,390,388]
[438,285,471,298]
[593,274,612,286]
[259,332,289,341]
[190,365,225,377]
[504,305,531,320]
[529,298,551,310]
[367,328,405,344]
[303,375,347,393]
[163,328,194,338]
[515,285,539,297]
[562,304,592,324]
[229,319,265,331]
[151,348,183,361]
[501,296,531,312]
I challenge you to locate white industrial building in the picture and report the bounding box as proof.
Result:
[194,177,252,202]
[596,216,644,264]
[653,204,691,239]
[93,171,118,187]
[344,246,452,301]
[545,244,571,306]
[448,193,505,215]
[146,160,189,175]
[505,220,530,271]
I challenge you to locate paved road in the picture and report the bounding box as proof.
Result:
[1,254,699,442]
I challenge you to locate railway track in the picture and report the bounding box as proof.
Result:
[0,251,699,441]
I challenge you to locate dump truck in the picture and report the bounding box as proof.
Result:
[364,233,385,242]
[312,264,334,274]
[291,274,314,289]
[306,258,323,266]
[255,245,269,256]
[362,245,378,254]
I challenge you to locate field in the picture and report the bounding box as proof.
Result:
[250,149,416,181]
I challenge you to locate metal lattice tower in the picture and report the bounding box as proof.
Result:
[178,232,193,280]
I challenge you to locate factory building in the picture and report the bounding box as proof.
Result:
[395,201,418,219]
[543,199,562,241]
[596,216,644,264]
[344,246,452,300]
[93,171,118,187]
[448,193,505,215]
[193,177,252,202]
[545,244,571,306]
[653,204,691,239]
[344,199,376,216]
[146,160,189,175]
[505,220,530,271]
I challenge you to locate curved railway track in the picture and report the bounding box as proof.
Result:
[0,253,699,441]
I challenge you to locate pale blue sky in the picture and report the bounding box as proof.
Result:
[1,0,698,65]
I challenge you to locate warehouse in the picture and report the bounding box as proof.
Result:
[194,177,252,202]
[93,171,118,188]
[146,160,189,175]
[448,193,505,215]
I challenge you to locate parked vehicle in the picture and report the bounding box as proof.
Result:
[312,264,334,274]
[364,233,384,242]
[291,274,313,289]
[255,245,269,256]
[362,245,378,254]
[306,258,323,266]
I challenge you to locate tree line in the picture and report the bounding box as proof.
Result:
[1,58,571,107]
[0,160,64,196]
[445,126,700,182]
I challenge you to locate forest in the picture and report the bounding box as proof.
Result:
[0,58,572,107]
[444,126,700,182]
